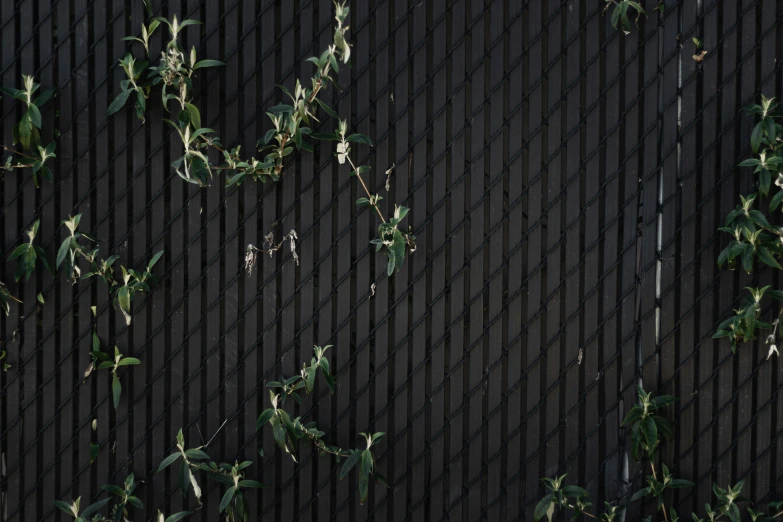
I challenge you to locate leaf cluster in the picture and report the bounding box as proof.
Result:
[8,219,54,282]
[256,344,386,503]
[607,0,647,35]
[533,473,613,522]
[53,213,164,325]
[630,463,694,511]
[88,335,141,410]
[157,428,262,522]
[198,460,263,522]
[0,75,57,186]
[55,473,182,522]
[621,385,676,462]
[715,95,783,356]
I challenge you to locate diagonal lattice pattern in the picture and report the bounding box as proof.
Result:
[1,0,783,521]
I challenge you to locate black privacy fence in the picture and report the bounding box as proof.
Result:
[1,0,783,521]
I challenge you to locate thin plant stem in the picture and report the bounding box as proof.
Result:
[650,463,671,522]
[346,155,386,223]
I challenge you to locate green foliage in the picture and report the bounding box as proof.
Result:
[88,338,141,410]
[55,473,177,522]
[107,53,150,122]
[156,429,262,522]
[54,213,163,325]
[535,387,783,521]
[0,75,57,186]
[330,120,416,275]
[0,280,21,316]
[621,386,676,462]
[156,428,210,503]
[257,344,386,504]
[108,2,413,274]
[630,463,694,511]
[53,497,111,522]
[605,0,647,34]
[196,460,263,522]
[533,473,606,522]
[112,251,164,326]
[8,219,53,282]
[0,75,54,150]
[715,95,783,357]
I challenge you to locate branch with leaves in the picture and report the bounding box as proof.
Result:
[3,214,163,325]
[714,95,783,358]
[314,119,416,274]
[604,0,647,34]
[108,2,413,276]
[534,387,783,522]
[55,214,164,324]
[55,473,189,522]
[0,75,57,186]
[156,428,263,522]
[256,344,387,504]
[86,331,141,410]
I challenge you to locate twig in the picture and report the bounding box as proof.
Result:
[650,463,671,522]
[346,155,386,223]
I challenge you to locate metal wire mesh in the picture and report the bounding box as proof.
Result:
[1,0,782,520]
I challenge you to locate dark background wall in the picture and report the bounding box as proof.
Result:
[1,0,782,520]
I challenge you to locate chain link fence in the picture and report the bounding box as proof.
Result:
[1,0,782,520]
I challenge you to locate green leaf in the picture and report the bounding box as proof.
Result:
[742,244,754,273]
[219,487,236,513]
[112,372,122,409]
[270,416,287,452]
[53,500,75,517]
[534,495,554,522]
[179,457,191,497]
[184,448,210,460]
[738,158,761,167]
[157,452,181,472]
[641,415,658,448]
[262,128,277,145]
[89,442,99,464]
[102,484,125,497]
[117,285,132,326]
[185,103,201,129]
[82,498,111,518]
[765,116,777,141]
[760,167,771,196]
[770,190,783,211]
[28,104,42,128]
[309,132,338,141]
[256,408,275,430]
[118,357,141,366]
[757,246,781,269]
[148,249,165,270]
[268,103,294,115]
[238,479,264,488]
[346,133,373,146]
[314,98,339,119]
[165,513,193,522]
[751,121,763,153]
[561,485,589,498]
[107,88,134,116]
[631,487,652,502]
[340,449,363,479]
[193,59,225,70]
